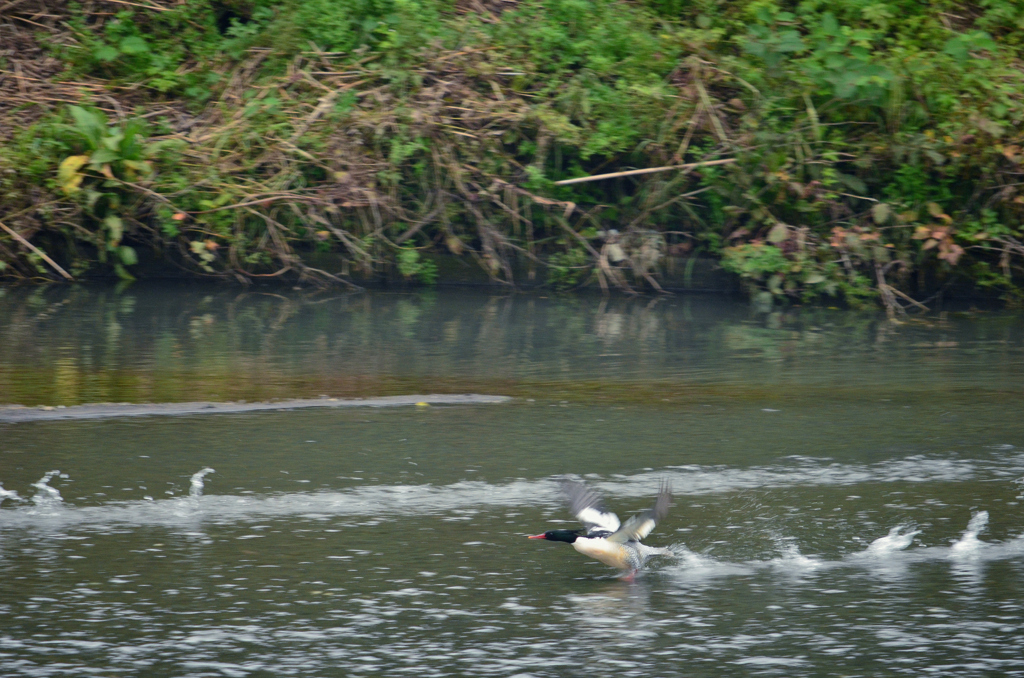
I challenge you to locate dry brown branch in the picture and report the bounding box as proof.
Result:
[288,77,367,143]
[553,158,736,186]
[888,284,929,311]
[394,203,443,245]
[193,193,318,214]
[0,0,33,13]
[0,220,74,280]
[875,262,901,320]
[89,0,171,11]
[672,106,703,163]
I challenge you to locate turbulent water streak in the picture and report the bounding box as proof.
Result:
[0,394,511,423]
[3,462,1024,677]
[1,455,1021,533]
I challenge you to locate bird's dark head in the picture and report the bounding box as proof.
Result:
[527,529,581,543]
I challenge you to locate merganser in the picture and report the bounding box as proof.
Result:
[529,479,672,577]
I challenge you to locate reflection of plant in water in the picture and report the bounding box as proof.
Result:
[189,314,217,340]
[1,287,1019,407]
[720,325,793,363]
[594,312,625,341]
[394,299,423,338]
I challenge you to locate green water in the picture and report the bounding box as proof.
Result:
[1,285,1024,677]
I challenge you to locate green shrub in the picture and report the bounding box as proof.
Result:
[2,0,1023,302]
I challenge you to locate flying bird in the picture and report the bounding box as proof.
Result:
[529,479,672,578]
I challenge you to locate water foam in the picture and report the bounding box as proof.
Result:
[29,471,66,508]
[864,525,921,555]
[592,452,1009,499]
[0,476,555,532]
[769,541,823,571]
[189,468,216,498]
[661,544,755,580]
[663,513,1024,584]
[950,511,989,559]
[0,483,20,506]
[1,460,1022,577]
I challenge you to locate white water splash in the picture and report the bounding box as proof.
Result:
[0,482,21,506]
[659,545,755,583]
[864,525,920,555]
[0,466,1018,575]
[30,471,67,507]
[770,541,822,571]
[189,468,216,498]
[950,511,989,558]
[669,544,716,568]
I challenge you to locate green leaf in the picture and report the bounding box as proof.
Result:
[839,173,867,194]
[85,189,103,212]
[767,223,789,243]
[161,220,180,238]
[776,30,806,53]
[113,263,136,281]
[397,248,421,277]
[94,45,120,63]
[69,106,106,148]
[872,203,891,224]
[821,12,839,35]
[90,148,120,165]
[118,245,138,266]
[122,160,153,177]
[102,129,124,151]
[825,54,846,70]
[120,121,147,159]
[105,215,124,245]
[119,36,150,55]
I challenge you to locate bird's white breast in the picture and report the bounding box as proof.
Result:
[572,537,631,570]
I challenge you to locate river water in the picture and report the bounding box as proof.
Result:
[1,285,1024,677]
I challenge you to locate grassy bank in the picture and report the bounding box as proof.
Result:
[1,0,1023,311]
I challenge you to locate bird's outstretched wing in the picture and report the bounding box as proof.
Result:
[607,480,671,544]
[561,479,620,535]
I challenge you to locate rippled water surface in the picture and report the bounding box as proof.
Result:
[2,285,1024,677]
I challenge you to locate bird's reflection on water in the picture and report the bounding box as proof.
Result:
[564,580,657,677]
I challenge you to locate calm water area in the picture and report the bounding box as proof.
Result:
[2,284,1024,677]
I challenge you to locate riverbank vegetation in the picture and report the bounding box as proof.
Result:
[2,0,1023,310]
